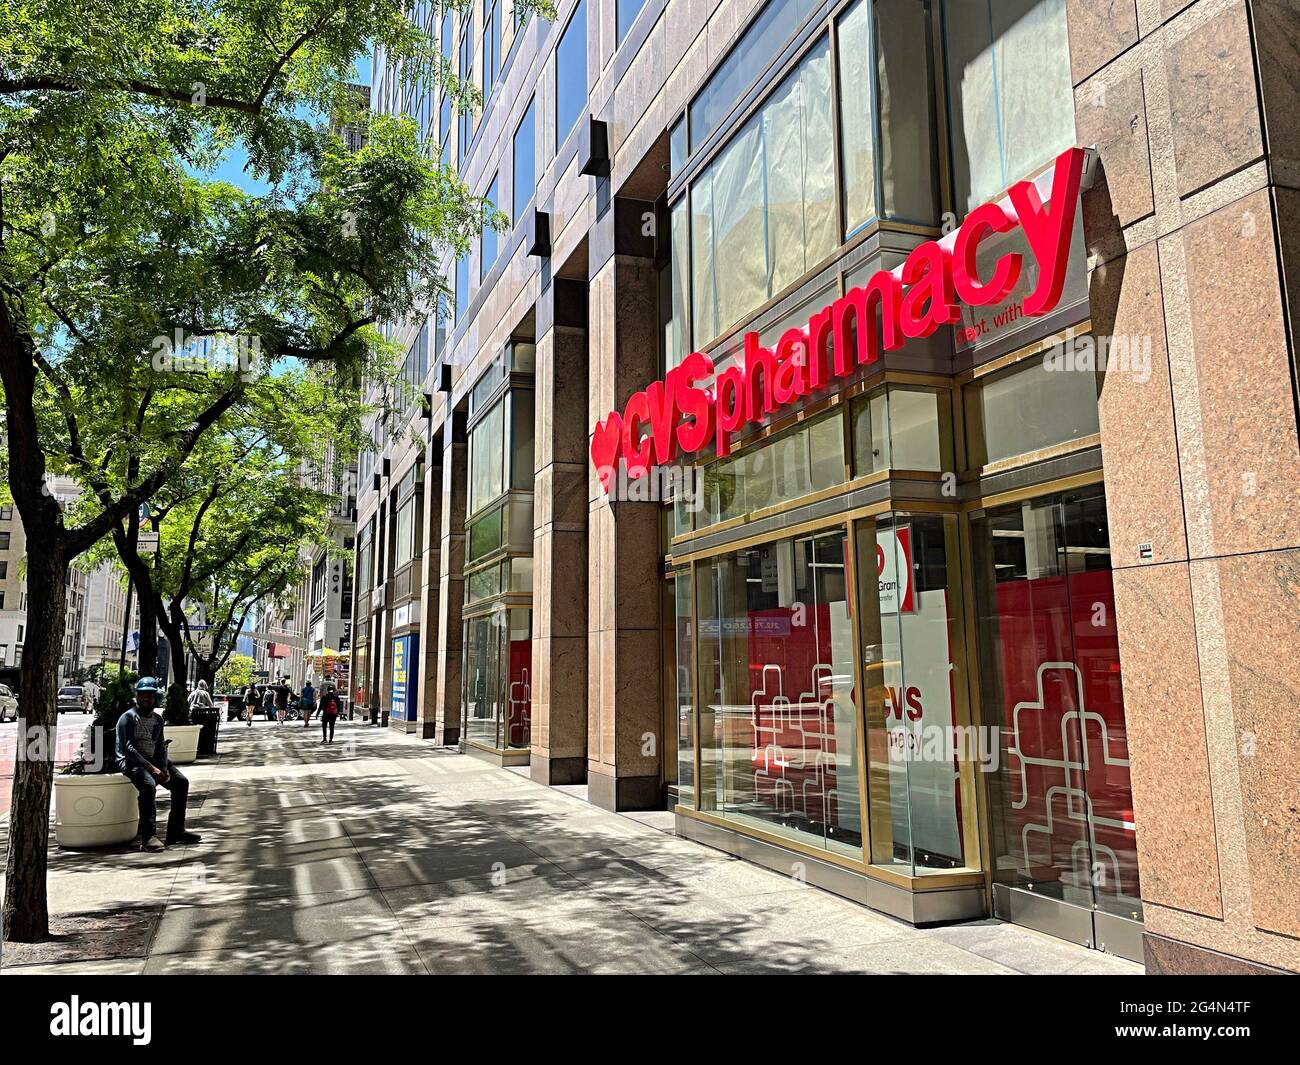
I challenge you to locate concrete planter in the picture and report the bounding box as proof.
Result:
[54,773,138,848]
[166,724,201,764]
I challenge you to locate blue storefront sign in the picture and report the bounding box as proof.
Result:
[390,634,419,721]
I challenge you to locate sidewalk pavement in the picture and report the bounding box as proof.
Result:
[1,716,1142,975]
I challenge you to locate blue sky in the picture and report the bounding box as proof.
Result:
[206,52,373,196]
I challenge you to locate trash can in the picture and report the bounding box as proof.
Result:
[194,708,220,757]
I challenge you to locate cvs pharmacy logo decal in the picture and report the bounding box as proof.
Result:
[591,147,1086,490]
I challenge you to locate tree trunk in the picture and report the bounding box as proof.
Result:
[2,542,69,942]
[137,588,159,678]
[161,605,189,722]
[195,658,218,689]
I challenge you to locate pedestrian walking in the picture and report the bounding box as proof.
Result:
[273,675,292,723]
[300,679,316,727]
[243,683,258,726]
[116,677,202,851]
[261,684,276,721]
[319,684,341,744]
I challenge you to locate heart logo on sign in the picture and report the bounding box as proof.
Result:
[589,411,623,492]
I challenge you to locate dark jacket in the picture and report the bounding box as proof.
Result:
[116,706,170,773]
[319,692,340,716]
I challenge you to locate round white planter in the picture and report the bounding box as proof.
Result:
[54,773,139,848]
[166,723,201,764]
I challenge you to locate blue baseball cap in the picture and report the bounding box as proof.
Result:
[135,677,160,693]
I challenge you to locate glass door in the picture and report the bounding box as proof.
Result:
[972,486,1143,958]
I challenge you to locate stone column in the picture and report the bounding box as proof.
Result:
[587,198,664,811]
[433,414,469,745]
[1070,0,1300,974]
[418,453,443,740]
[531,277,590,784]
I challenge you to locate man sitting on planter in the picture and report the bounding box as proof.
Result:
[116,676,203,852]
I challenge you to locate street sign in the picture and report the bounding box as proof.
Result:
[137,530,159,553]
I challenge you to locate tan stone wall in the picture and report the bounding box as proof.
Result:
[1071,0,1300,972]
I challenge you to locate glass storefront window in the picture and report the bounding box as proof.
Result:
[697,529,862,856]
[673,570,695,806]
[852,385,951,475]
[964,354,1099,468]
[943,0,1075,214]
[690,36,836,345]
[971,487,1141,921]
[701,412,845,527]
[856,512,975,875]
[462,607,532,750]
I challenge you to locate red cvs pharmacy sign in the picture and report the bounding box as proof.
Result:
[591,147,1086,490]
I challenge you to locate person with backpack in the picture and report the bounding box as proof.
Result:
[318,684,341,744]
[299,679,316,727]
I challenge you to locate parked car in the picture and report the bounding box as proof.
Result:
[0,683,18,722]
[56,685,89,714]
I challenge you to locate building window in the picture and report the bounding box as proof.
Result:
[617,0,647,44]
[701,411,844,528]
[673,570,694,806]
[837,0,936,234]
[963,353,1100,468]
[0,532,9,550]
[0,561,7,580]
[555,0,587,149]
[458,19,475,159]
[394,495,418,568]
[481,172,499,280]
[688,0,818,154]
[512,96,536,223]
[0,504,12,519]
[942,0,1074,214]
[468,397,507,517]
[483,0,501,98]
[438,10,453,143]
[454,251,469,323]
[851,385,952,475]
[696,528,862,855]
[689,36,835,346]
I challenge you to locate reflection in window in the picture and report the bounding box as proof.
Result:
[857,513,974,874]
[453,252,469,323]
[513,97,536,223]
[556,0,587,149]
[702,413,845,527]
[674,570,695,806]
[964,354,1099,467]
[943,0,1075,214]
[481,173,499,280]
[688,0,818,152]
[468,397,505,516]
[839,0,937,233]
[851,386,949,475]
[617,0,647,44]
[690,37,836,345]
[697,530,862,856]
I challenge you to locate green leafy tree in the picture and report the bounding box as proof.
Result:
[0,0,534,942]
[217,653,255,693]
